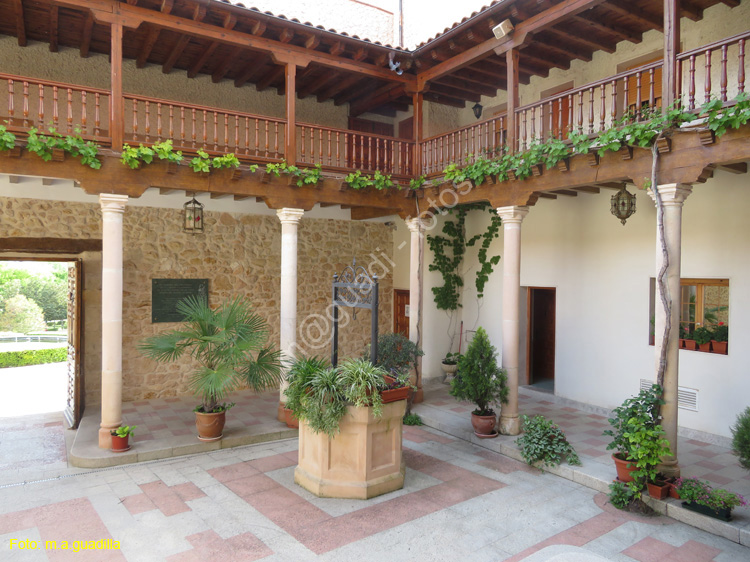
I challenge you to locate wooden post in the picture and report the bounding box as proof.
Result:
[412,91,423,176]
[285,63,297,164]
[506,49,519,153]
[110,21,124,150]
[663,0,681,109]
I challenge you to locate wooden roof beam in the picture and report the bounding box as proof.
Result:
[681,1,704,21]
[423,92,465,108]
[136,0,173,68]
[430,83,481,102]
[80,12,94,58]
[533,37,592,62]
[520,50,568,71]
[574,186,600,194]
[603,2,663,31]
[538,192,557,199]
[278,28,295,44]
[298,71,339,98]
[256,65,284,92]
[544,26,616,54]
[12,0,26,47]
[572,14,641,43]
[555,189,578,196]
[234,59,269,88]
[304,33,320,50]
[333,79,377,105]
[162,3,207,74]
[350,84,405,116]
[251,20,267,36]
[453,69,507,91]
[49,6,59,52]
[188,12,237,78]
[434,76,498,98]
[321,75,363,103]
[329,41,345,56]
[211,47,241,83]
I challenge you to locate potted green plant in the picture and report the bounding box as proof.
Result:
[110,425,136,452]
[287,357,407,499]
[692,326,713,352]
[603,384,664,482]
[674,477,747,521]
[370,332,423,410]
[283,355,330,428]
[441,352,461,381]
[731,405,750,469]
[624,420,672,498]
[139,296,282,442]
[710,322,728,354]
[449,327,508,438]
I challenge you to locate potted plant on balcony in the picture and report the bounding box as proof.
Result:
[139,296,282,442]
[449,327,508,438]
[710,322,728,354]
[674,477,747,521]
[603,384,664,482]
[692,326,713,352]
[110,425,136,452]
[287,357,407,499]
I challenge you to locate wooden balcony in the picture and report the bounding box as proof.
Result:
[0,31,747,188]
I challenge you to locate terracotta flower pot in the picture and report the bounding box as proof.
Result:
[471,412,497,438]
[110,434,130,452]
[283,407,299,429]
[612,453,637,483]
[668,482,681,499]
[647,481,669,500]
[698,342,712,352]
[711,340,727,354]
[195,410,226,441]
[683,339,698,351]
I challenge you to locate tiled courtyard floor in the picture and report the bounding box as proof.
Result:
[1,427,749,561]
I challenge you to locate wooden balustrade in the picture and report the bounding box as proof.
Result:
[515,62,663,151]
[0,73,109,142]
[421,115,506,176]
[678,31,749,111]
[296,123,413,178]
[123,94,285,160]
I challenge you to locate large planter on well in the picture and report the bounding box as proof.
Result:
[681,501,733,522]
[612,453,637,483]
[471,412,498,438]
[295,400,406,499]
[195,411,226,441]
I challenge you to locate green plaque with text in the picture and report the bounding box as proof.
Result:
[151,278,209,323]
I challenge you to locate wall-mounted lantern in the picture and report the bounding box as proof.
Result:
[472,102,483,119]
[183,197,204,234]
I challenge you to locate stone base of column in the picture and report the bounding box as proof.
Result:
[412,387,424,404]
[657,459,681,479]
[98,425,118,449]
[499,414,520,436]
[277,402,287,423]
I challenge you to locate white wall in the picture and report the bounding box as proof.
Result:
[419,171,750,438]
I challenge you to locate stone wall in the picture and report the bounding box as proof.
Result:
[0,196,393,405]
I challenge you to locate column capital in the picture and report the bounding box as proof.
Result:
[276,208,305,224]
[496,206,529,223]
[99,193,128,213]
[648,184,692,206]
[405,217,425,234]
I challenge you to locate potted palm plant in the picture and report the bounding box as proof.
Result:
[139,296,282,442]
[449,327,508,438]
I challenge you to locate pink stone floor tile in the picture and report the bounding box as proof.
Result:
[246,454,296,473]
[667,540,722,562]
[122,493,157,515]
[167,529,272,562]
[209,462,262,483]
[139,481,192,517]
[702,473,733,485]
[622,537,677,562]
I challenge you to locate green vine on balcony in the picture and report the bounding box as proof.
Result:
[344,169,395,191]
[427,203,502,310]
[265,160,322,186]
[0,124,16,152]
[25,127,101,169]
[191,150,240,173]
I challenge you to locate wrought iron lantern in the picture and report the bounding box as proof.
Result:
[610,186,637,225]
[183,197,204,234]
[472,102,483,119]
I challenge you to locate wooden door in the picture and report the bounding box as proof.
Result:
[64,259,83,428]
[393,289,409,338]
[551,94,571,139]
[527,288,556,386]
[398,117,413,173]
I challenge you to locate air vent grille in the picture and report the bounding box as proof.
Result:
[639,379,698,412]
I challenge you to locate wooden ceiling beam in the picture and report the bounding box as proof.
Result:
[304,34,320,50]
[12,0,26,47]
[136,0,174,68]
[350,84,405,116]
[416,0,608,86]
[329,41,345,56]
[251,20,267,36]
[681,1,703,21]
[574,186,600,193]
[80,12,95,58]
[423,92,465,108]
[298,71,339,98]
[544,26,616,54]
[434,76,498,98]
[211,47,242,83]
[234,59,270,88]
[716,162,747,174]
[555,189,579,196]
[321,75,363,103]
[49,6,59,52]
[533,37,592,62]
[453,69,507,91]
[162,4,207,74]
[520,50,568,71]
[63,0,416,86]
[603,2,663,31]
[538,192,558,199]
[256,65,284,92]
[719,0,740,7]
[233,195,252,201]
[430,83,482,102]
[188,12,237,78]
[572,14,641,43]
[278,28,295,44]
[351,207,399,220]
[352,47,368,62]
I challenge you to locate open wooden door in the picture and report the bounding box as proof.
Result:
[393,289,409,338]
[64,259,83,428]
[527,287,556,389]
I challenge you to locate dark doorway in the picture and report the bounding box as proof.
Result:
[527,287,556,391]
[393,289,409,338]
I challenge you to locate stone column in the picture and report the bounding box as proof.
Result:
[98,194,128,448]
[277,208,305,421]
[649,183,692,477]
[496,206,529,435]
[406,217,425,403]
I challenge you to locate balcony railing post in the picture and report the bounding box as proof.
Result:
[506,48,520,153]
[412,91,423,177]
[110,21,124,150]
[284,63,297,164]
[663,0,681,109]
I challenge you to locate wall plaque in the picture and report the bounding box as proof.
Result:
[152,278,209,323]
